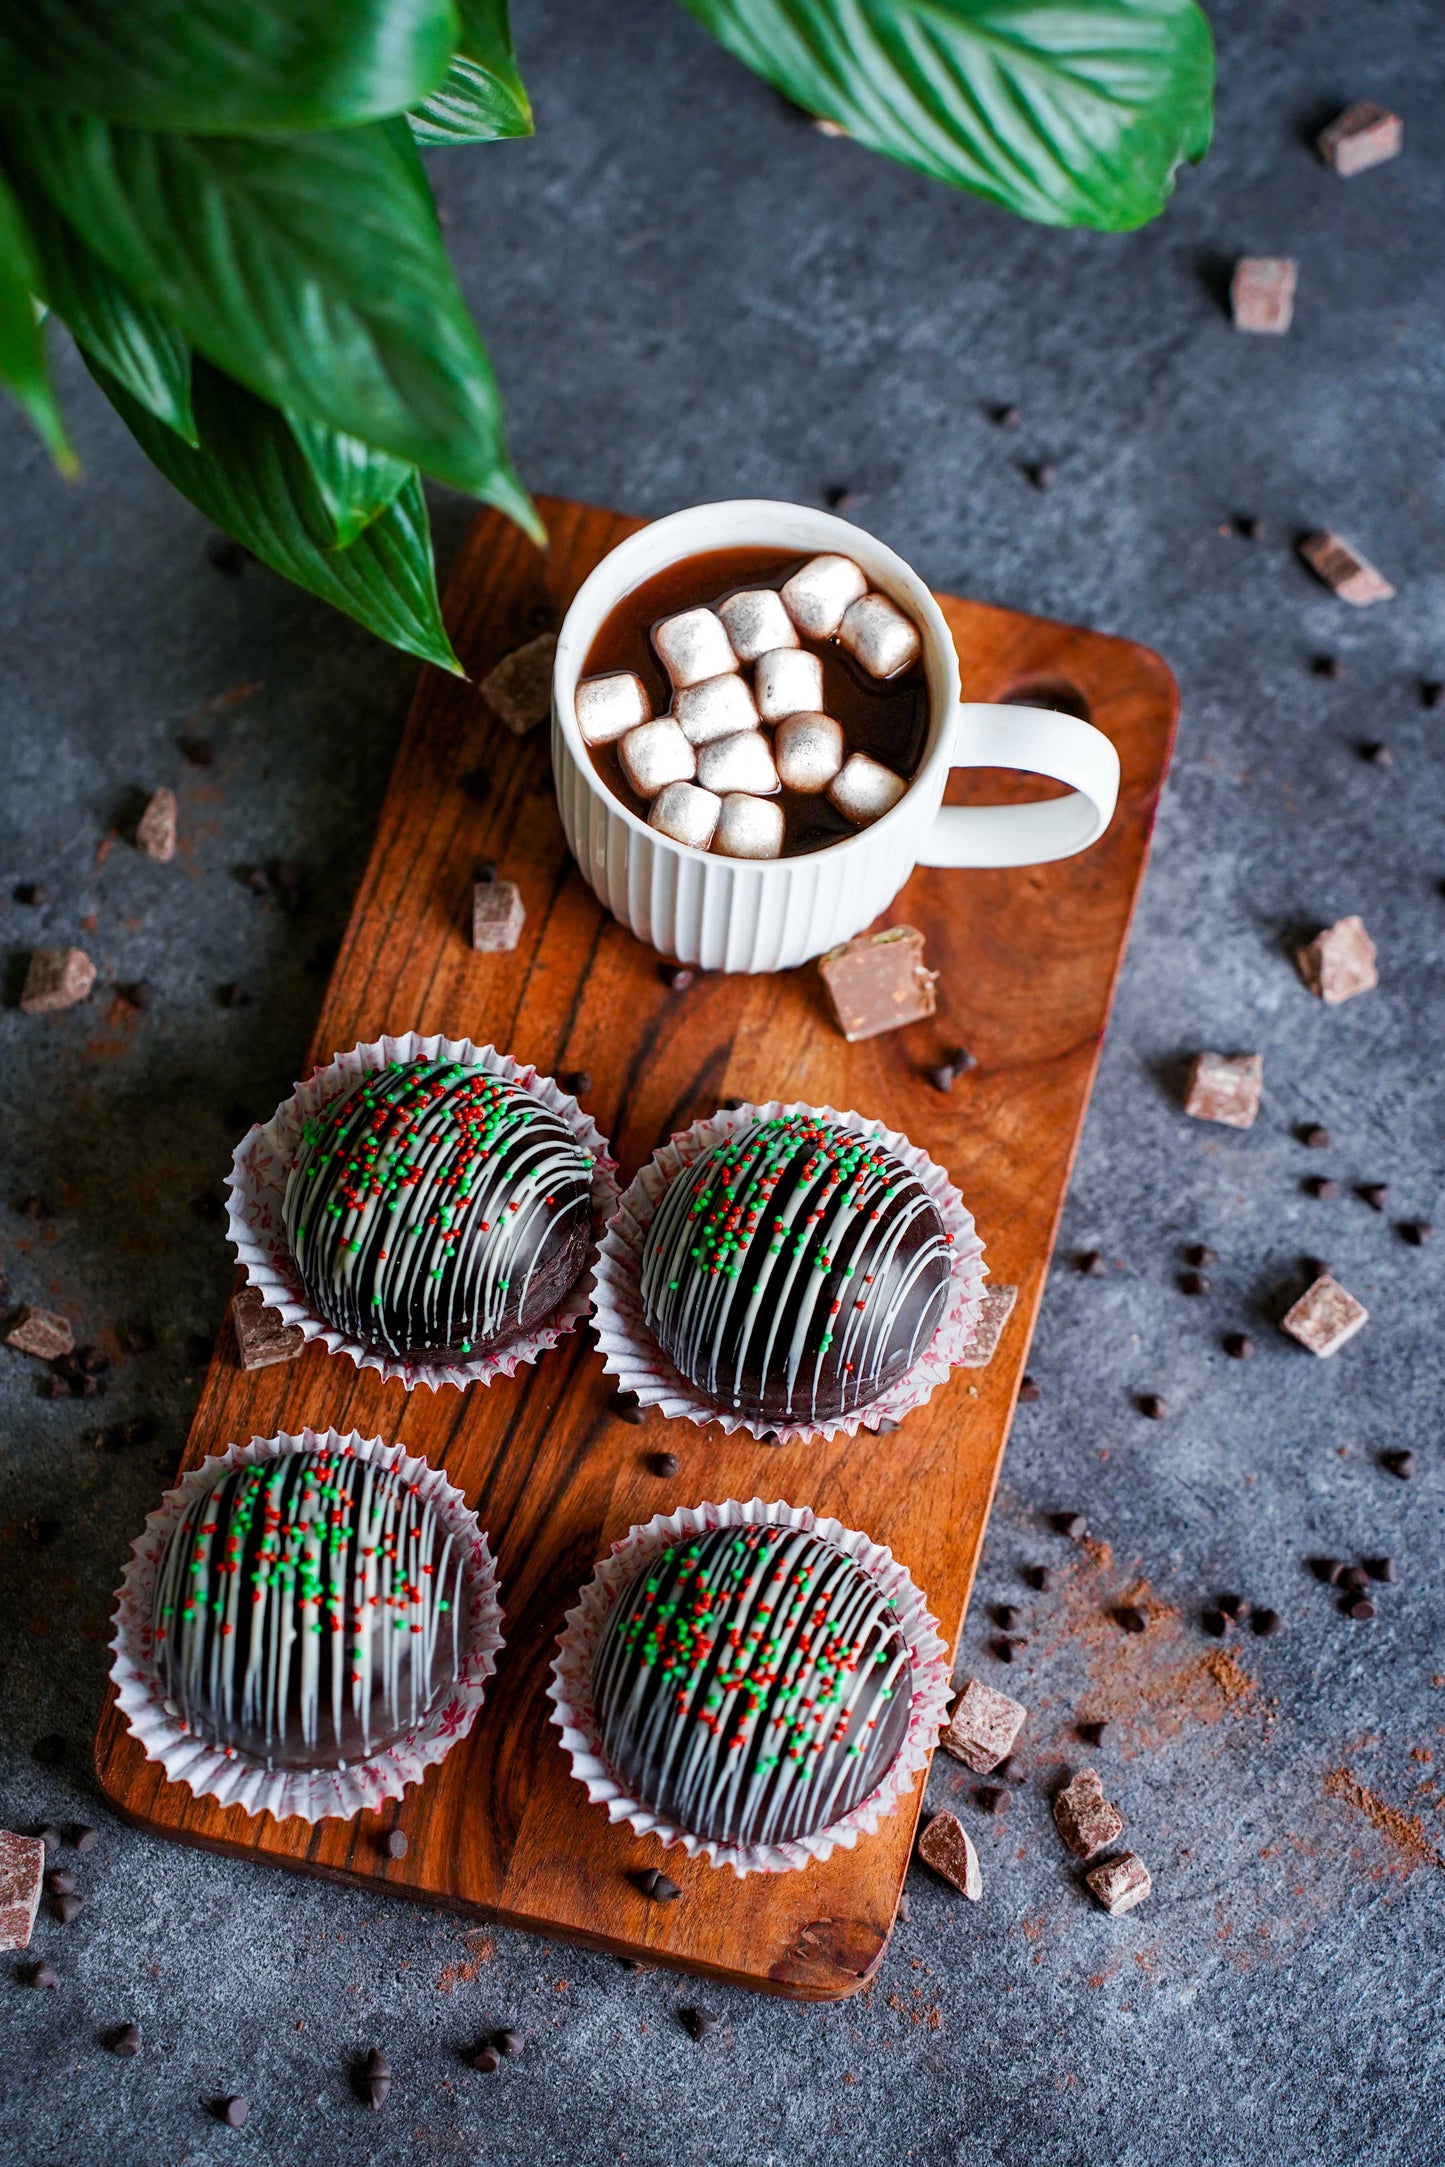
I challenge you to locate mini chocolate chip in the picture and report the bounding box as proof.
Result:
[650,1451,679,1478]
[1400,1219,1433,1246]
[1299,1124,1331,1150]
[720,1097,745,1112]
[927,1064,957,1095]
[1029,461,1057,491]
[896,1891,911,1923]
[460,767,491,801]
[826,486,860,512]
[1223,1332,1254,1360]
[207,536,244,575]
[1422,680,1444,709]
[1179,1270,1211,1297]
[215,983,253,1010]
[1218,1593,1251,1621]
[1076,1720,1107,1747]
[1339,1565,1369,1594]
[560,1070,592,1097]
[29,1960,59,1990]
[680,2007,717,2042]
[992,1604,1022,1630]
[1313,654,1343,679]
[108,2022,141,2058]
[634,1868,681,1903]
[610,1391,644,1425]
[1137,1394,1167,1420]
[973,1786,1005,1813]
[1357,1183,1389,1211]
[15,1192,52,1218]
[1236,515,1264,540]
[114,981,151,1011]
[13,881,48,905]
[179,735,215,767]
[385,1830,408,1860]
[945,1047,976,1075]
[33,1734,64,1767]
[26,1516,61,1548]
[1024,1566,1054,1592]
[217,2096,249,2127]
[990,1637,1015,1664]
[1051,1511,1085,1539]
[1381,1450,1416,1480]
[1364,1556,1396,1583]
[994,404,1021,427]
[69,1824,98,1855]
[46,1869,77,1897]
[496,2029,523,2058]
[661,965,694,992]
[473,858,498,883]
[1201,1609,1229,1638]
[1075,1250,1107,1277]
[1115,1606,1147,1634]
[759,1428,784,1445]
[1185,1243,1218,1267]
[1344,1596,1375,1622]
[1361,742,1394,767]
[1251,1608,1281,1636]
[471,2046,501,2073]
[53,1893,84,1923]
[1311,1557,1345,1585]
[1304,1176,1339,1200]
[1018,1376,1041,1403]
[38,1825,62,1855]
[360,2048,391,2108]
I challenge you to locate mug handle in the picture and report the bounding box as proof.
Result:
[914,704,1121,870]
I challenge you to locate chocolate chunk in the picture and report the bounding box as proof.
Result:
[918,1810,983,1899]
[1017,1375,1041,1403]
[231,1286,305,1372]
[1075,1250,1107,1277]
[1381,1450,1415,1480]
[1297,916,1378,1003]
[1179,1270,1211,1296]
[1085,1851,1152,1916]
[1281,1274,1368,1357]
[1185,1244,1217,1268]
[1251,1607,1282,1636]
[0,1831,45,1952]
[496,2029,523,2058]
[216,2097,249,2127]
[471,2045,501,2073]
[650,1451,679,1477]
[818,925,937,1042]
[960,1284,1018,1368]
[5,1306,74,1361]
[108,2022,142,2058]
[634,1868,682,1903]
[1317,101,1402,176]
[1053,1769,1124,1859]
[610,1391,644,1425]
[135,787,177,863]
[21,947,96,1014]
[1299,533,1395,606]
[560,1070,592,1097]
[1305,1176,1340,1201]
[1184,1050,1262,1129]
[1400,1219,1433,1246]
[1115,1606,1148,1634]
[1051,1512,1086,1539]
[940,1678,1028,1773]
[1136,1394,1166,1420]
[28,1959,59,1989]
[1357,1183,1389,1211]
[478,631,558,738]
[1231,257,1297,334]
[472,879,525,953]
[1223,1332,1254,1360]
[1364,1556,1396,1583]
[661,965,694,992]
[680,2007,717,2041]
[385,1830,408,1860]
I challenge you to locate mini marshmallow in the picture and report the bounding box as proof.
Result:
[697,729,779,797]
[774,712,844,793]
[715,794,784,859]
[754,646,824,723]
[575,671,651,746]
[716,588,797,663]
[620,718,695,798]
[674,672,758,747]
[838,592,921,678]
[781,553,868,639]
[653,607,738,689]
[828,751,907,826]
[649,780,722,850]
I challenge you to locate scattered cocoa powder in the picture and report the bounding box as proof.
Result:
[1323,1770,1444,1873]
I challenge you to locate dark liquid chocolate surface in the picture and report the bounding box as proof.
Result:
[581,547,929,857]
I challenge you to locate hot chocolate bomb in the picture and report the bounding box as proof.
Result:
[640,1112,953,1427]
[282,1060,594,1363]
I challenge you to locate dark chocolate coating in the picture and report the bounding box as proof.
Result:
[152,1448,466,1771]
[282,1060,593,1362]
[639,1112,952,1425]
[591,1521,912,1848]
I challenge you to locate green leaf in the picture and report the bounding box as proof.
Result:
[0,0,460,135]
[0,165,75,469]
[9,172,194,440]
[285,409,412,547]
[87,352,462,672]
[679,0,1216,232]
[410,0,532,144]
[3,107,540,528]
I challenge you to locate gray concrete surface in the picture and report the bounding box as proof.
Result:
[2,2,1443,2160]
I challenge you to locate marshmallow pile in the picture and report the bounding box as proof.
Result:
[574,554,922,859]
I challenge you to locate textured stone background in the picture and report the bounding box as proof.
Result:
[2,3,1442,2161]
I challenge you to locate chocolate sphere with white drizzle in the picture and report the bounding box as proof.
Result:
[282,1059,593,1362]
[152,1446,466,1770]
[639,1112,953,1426]
[590,1519,913,1848]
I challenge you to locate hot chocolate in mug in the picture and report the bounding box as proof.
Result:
[550,499,1120,974]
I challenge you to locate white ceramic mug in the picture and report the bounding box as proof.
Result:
[551,500,1120,974]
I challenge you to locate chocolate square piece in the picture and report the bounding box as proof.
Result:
[5,1305,75,1361]
[818,925,936,1042]
[472,880,525,952]
[1053,1768,1124,1859]
[940,1677,1028,1773]
[1296,916,1377,1004]
[1299,533,1395,606]
[960,1284,1018,1369]
[20,947,96,1014]
[1085,1851,1152,1916]
[917,1810,982,1900]
[232,1286,305,1371]
[1318,102,1402,177]
[1281,1273,1368,1358]
[1230,257,1297,334]
[0,1831,45,1952]
[479,631,558,738]
[135,785,178,862]
[1184,1051,1262,1129]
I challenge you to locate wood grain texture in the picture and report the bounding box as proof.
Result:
[92,497,1178,1999]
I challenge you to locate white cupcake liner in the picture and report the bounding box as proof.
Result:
[109,1429,504,1825]
[547,1496,951,1877]
[226,1032,619,1392]
[590,1100,987,1443]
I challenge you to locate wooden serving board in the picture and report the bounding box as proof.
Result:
[93,497,1177,2000]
